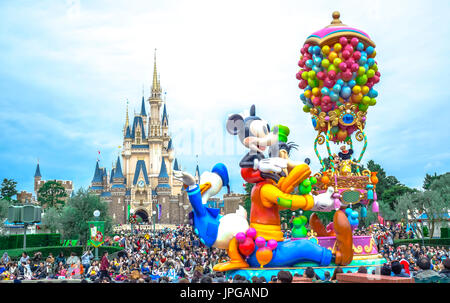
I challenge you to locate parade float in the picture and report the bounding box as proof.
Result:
[175,11,387,281]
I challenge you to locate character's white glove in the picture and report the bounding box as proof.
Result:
[173,170,196,186]
[311,188,335,212]
[254,157,288,173]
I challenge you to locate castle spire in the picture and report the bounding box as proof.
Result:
[140,95,147,116]
[34,161,41,178]
[151,49,161,97]
[125,99,129,129]
[113,156,124,179]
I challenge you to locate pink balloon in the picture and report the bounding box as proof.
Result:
[324,78,335,88]
[316,71,326,80]
[338,62,347,71]
[350,37,359,46]
[298,79,307,89]
[328,70,337,80]
[373,76,380,83]
[296,72,302,80]
[342,50,351,60]
[353,51,361,61]
[375,71,381,77]
[339,37,348,46]
[344,44,354,53]
[235,232,246,243]
[312,97,321,106]
[322,95,331,103]
[246,228,257,239]
[342,70,353,82]
[255,236,266,248]
[267,239,278,250]
[351,63,359,72]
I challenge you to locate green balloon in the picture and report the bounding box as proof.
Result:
[369,98,377,106]
[301,71,309,80]
[372,64,378,72]
[310,177,317,185]
[327,64,337,72]
[303,105,311,112]
[358,66,366,76]
[308,78,318,88]
[366,69,375,78]
[308,70,316,79]
[359,103,369,112]
[356,75,368,85]
[362,96,371,105]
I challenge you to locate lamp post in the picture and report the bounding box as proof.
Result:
[152,210,157,233]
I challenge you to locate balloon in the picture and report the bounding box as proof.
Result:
[328,51,338,62]
[267,239,278,250]
[302,105,310,112]
[368,89,378,98]
[361,86,370,95]
[255,236,266,248]
[353,51,361,61]
[350,37,359,47]
[321,87,330,95]
[298,79,307,89]
[321,58,330,68]
[332,84,341,93]
[356,42,364,51]
[359,103,369,112]
[366,46,374,55]
[362,96,371,105]
[336,129,348,141]
[339,37,348,46]
[330,91,339,102]
[235,232,246,243]
[238,237,255,257]
[322,45,330,55]
[358,66,366,76]
[340,86,352,98]
[356,75,368,85]
[246,228,257,239]
[328,70,337,80]
[256,247,273,268]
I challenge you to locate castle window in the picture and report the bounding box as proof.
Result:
[140,200,143,206]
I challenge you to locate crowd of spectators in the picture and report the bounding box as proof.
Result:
[0,223,448,283]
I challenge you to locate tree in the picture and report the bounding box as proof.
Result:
[0,178,18,202]
[41,207,62,233]
[423,172,440,190]
[37,181,67,209]
[381,184,416,210]
[58,188,113,246]
[243,182,254,221]
[365,160,400,200]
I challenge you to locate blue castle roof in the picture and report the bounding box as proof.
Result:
[133,160,150,185]
[162,103,168,125]
[173,158,179,171]
[34,163,41,178]
[140,95,147,116]
[125,125,132,139]
[100,192,111,197]
[158,157,169,179]
[92,161,103,183]
[131,116,146,140]
[167,138,173,150]
[113,156,124,179]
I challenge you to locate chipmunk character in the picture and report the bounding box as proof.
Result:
[213,108,353,271]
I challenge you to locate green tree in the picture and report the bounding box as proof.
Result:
[365,160,400,200]
[41,207,62,233]
[58,188,113,246]
[381,184,416,210]
[243,182,254,221]
[38,181,67,209]
[0,178,18,201]
[423,172,440,190]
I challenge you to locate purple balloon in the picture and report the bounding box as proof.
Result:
[255,236,266,248]
[246,228,257,239]
[267,239,278,250]
[235,232,246,243]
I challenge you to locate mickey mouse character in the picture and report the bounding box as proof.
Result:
[226,104,287,183]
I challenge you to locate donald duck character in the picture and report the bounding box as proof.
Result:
[173,163,249,250]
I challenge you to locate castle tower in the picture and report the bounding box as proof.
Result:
[34,161,42,196]
[110,156,126,223]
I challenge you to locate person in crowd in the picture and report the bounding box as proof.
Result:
[413,257,442,280]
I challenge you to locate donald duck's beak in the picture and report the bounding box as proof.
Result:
[199,182,212,195]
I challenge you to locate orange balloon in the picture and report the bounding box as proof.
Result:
[256,247,273,268]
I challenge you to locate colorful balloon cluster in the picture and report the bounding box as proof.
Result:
[297,37,381,137]
[236,228,278,268]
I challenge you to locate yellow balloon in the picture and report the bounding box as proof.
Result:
[362,86,370,95]
[328,52,338,62]
[322,45,330,55]
[333,43,342,52]
[352,93,363,103]
[352,85,361,94]
[304,90,312,99]
[312,87,320,96]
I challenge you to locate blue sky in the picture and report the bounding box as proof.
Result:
[1,0,449,198]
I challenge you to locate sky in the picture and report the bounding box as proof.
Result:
[0,0,449,199]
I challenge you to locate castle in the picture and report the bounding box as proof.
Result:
[88,53,245,225]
